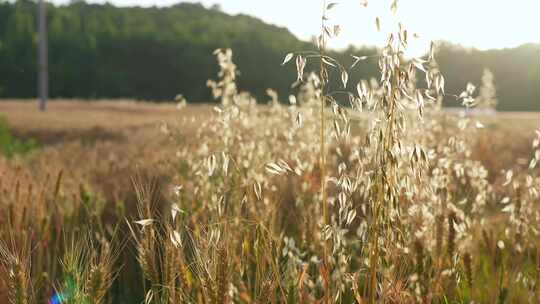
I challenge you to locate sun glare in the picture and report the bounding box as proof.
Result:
[182,0,540,57]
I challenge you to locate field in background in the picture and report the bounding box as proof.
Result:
[0,100,213,213]
[0,99,537,181]
[0,100,212,144]
[1,99,538,212]
[1,99,538,177]
[1,99,537,141]
[0,100,536,222]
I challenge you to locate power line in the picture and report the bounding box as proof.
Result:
[38,0,48,111]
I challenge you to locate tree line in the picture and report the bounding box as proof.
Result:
[0,0,538,111]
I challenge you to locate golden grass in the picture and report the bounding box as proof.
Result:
[0,99,211,143]
[0,98,538,303]
[0,1,539,301]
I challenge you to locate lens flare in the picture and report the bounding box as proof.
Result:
[48,292,65,304]
[48,276,77,304]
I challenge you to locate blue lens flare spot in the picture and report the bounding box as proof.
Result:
[48,292,64,304]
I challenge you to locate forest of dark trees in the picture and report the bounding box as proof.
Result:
[0,0,538,111]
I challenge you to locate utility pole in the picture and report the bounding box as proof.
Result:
[38,0,48,111]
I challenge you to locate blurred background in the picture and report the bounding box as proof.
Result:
[0,1,539,303]
[0,0,538,110]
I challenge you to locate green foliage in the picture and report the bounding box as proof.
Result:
[0,116,37,158]
[0,0,318,101]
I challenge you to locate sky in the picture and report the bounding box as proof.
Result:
[54,0,540,56]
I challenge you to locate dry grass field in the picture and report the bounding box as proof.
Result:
[0,14,539,302]
[0,100,540,303]
[1,99,536,184]
[0,100,212,205]
[0,100,218,303]
[0,99,210,143]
